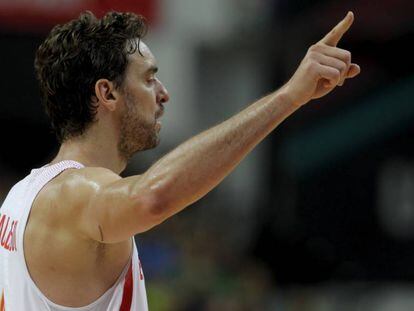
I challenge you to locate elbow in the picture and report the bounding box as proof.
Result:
[147,193,168,219]
[133,189,170,228]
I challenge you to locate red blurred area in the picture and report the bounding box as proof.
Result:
[0,0,158,33]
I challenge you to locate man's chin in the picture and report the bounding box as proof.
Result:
[156,120,162,131]
[146,137,160,150]
[119,133,160,160]
[136,134,160,152]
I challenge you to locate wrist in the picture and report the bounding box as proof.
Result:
[276,84,305,109]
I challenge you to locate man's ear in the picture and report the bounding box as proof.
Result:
[94,79,120,111]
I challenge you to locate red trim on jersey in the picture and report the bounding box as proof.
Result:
[119,261,133,311]
[0,289,5,311]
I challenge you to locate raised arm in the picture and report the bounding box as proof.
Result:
[78,12,360,243]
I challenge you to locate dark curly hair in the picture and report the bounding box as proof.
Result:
[35,11,147,143]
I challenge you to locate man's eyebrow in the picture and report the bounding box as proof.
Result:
[147,65,158,74]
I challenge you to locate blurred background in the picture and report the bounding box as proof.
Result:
[1,0,414,310]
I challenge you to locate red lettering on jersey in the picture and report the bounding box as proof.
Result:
[0,213,18,252]
[0,216,8,242]
[11,221,17,251]
[0,215,5,231]
[139,260,144,280]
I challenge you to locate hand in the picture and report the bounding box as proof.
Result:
[283,11,361,107]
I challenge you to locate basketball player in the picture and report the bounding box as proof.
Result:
[0,10,360,310]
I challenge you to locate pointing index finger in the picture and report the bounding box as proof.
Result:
[320,11,354,47]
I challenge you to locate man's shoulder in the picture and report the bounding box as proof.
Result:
[59,166,121,190]
[38,167,121,216]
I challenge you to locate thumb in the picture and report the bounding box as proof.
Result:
[346,64,361,78]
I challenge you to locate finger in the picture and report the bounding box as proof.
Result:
[330,64,361,87]
[310,44,352,86]
[312,45,351,68]
[317,64,341,87]
[320,11,354,47]
[316,54,348,83]
[339,64,361,87]
[345,63,361,78]
[313,53,348,86]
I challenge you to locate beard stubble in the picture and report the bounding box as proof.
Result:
[118,94,159,160]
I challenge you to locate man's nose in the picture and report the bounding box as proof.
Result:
[157,81,170,104]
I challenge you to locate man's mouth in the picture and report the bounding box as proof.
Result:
[156,104,164,119]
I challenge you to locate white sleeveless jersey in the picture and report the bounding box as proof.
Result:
[0,161,148,311]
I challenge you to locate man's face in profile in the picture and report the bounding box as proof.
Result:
[117,41,169,160]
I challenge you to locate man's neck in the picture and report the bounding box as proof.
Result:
[51,136,127,174]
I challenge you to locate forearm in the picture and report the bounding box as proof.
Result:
[136,88,299,218]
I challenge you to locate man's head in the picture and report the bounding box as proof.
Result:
[35,11,169,159]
